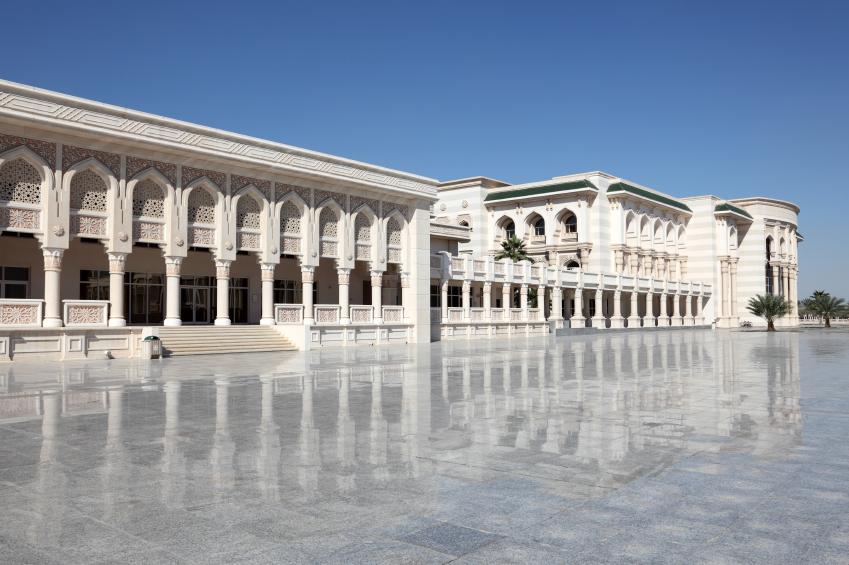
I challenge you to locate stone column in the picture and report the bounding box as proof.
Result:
[592,288,605,328]
[630,253,639,277]
[614,248,625,274]
[483,282,492,321]
[550,286,563,321]
[538,286,546,321]
[502,283,511,311]
[611,290,624,328]
[301,266,315,324]
[520,284,529,321]
[628,290,639,327]
[338,268,351,325]
[461,280,471,321]
[659,292,669,326]
[720,260,730,320]
[42,248,64,328]
[371,270,383,324]
[784,266,791,302]
[164,257,183,327]
[572,287,585,328]
[790,266,799,320]
[696,294,704,325]
[771,263,780,296]
[684,294,694,326]
[260,263,275,325]
[440,279,448,323]
[214,260,231,326]
[730,258,739,318]
[107,252,127,327]
[401,272,411,322]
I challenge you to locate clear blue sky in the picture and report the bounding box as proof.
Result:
[2,1,847,298]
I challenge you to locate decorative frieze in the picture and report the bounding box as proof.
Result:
[0,300,42,326]
[133,220,164,242]
[189,226,215,247]
[63,145,120,176]
[71,214,107,237]
[0,133,55,167]
[0,207,39,230]
[237,231,260,250]
[126,156,177,185]
[63,300,108,327]
[182,166,225,190]
[232,174,271,200]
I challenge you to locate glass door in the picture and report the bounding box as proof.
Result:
[180,281,211,324]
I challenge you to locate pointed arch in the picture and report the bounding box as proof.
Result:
[350,203,377,262]
[232,185,267,252]
[665,222,675,247]
[182,176,222,248]
[652,219,664,247]
[384,209,407,265]
[0,146,52,233]
[63,157,116,239]
[624,210,637,246]
[495,214,517,242]
[525,211,545,241]
[275,192,308,257]
[127,168,174,244]
[639,215,651,242]
[316,199,343,259]
[729,225,739,251]
[677,225,686,251]
[554,207,578,241]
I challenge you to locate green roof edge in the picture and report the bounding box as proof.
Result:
[606,182,692,213]
[714,202,753,219]
[484,180,597,202]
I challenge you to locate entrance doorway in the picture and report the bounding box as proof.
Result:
[180,276,212,324]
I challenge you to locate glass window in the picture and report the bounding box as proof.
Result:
[0,266,30,299]
[504,221,515,239]
[534,218,545,236]
[79,270,109,301]
[430,284,441,308]
[274,280,302,304]
[447,285,462,308]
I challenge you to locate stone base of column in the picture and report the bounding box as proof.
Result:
[609,316,625,329]
[108,318,127,327]
[260,317,275,326]
[569,316,585,328]
[591,316,606,329]
[214,318,231,326]
[164,317,182,327]
[43,318,63,328]
[625,316,639,328]
[673,317,684,326]
[659,317,671,327]
[685,317,695,326]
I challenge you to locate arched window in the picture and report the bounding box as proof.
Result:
[132,178,166,243]
[765,238,774,294]
[386,216,403,264]
[563,214,577,234]
[354,212,372,261]
[0,159,41,205]
[565,261,580,270]
[236,194,261,250]
[458,219,469,228]
[318,207,339,258]
[533,217,545,236]
[280,201,302,255]
[504,220,515,239]
[186,187,217,247]
[70,168,109,237]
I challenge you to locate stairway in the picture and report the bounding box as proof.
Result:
[157,325,297,357]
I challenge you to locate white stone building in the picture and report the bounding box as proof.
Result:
[0,80,800,359]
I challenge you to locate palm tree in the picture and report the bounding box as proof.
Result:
[803,291,847,328]
[495,235,532,263]
[747,294,791,331]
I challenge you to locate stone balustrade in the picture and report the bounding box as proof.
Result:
[274,304,304,324]
[0,299,43,327]
[350,305,374,324]
[382,306,404,323]
[314,305,341,325]
[62,300,108,327]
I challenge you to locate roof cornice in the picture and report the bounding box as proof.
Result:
[607,182,692,213]
[0,79,438,199]
[483,179,597,203]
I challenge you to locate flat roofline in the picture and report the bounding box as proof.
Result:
[438,176,512,189]
[0,79,438,192]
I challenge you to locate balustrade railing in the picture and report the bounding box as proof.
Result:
[527,308,542,321]
[470,307,485,322]
[350,305,373,324]
[275,304,303,324]
[494,261,506,275]
[0,299,43,327]
[447,307,464,322]
[510,308,524,322]
[450,257,465,271]
[382,306,404,323]
[473,260,486,273]
[314,304,341,324]
[63,300,108,327]
[490,307,504,321]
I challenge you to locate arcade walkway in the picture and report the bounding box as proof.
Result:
[0,329,845,563]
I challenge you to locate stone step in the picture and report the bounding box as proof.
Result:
[157,325,296,356]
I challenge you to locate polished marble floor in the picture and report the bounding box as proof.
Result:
[0,328,847,564]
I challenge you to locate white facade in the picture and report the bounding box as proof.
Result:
[0,80,800,359]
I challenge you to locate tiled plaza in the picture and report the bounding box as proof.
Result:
[0,329,847,564]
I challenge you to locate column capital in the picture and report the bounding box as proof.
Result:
[215,259,231,279]
[400,272,411,288]
[301,265,315,284]
[42,248,64,271]
[370,271,383,287]
[165,256,183,277]
[261,263,276,281]
[337,268,351,285]
[108,252,127,274]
